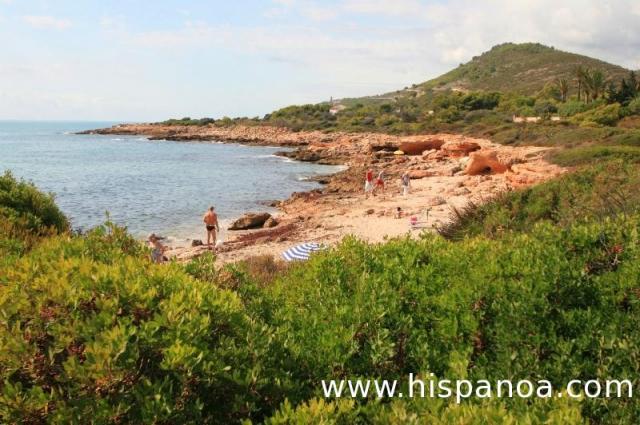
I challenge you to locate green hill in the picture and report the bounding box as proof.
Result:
[407,42,629,97]
[338,43,629,107]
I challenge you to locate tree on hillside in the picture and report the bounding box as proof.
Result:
[555,78,569,102]
[586,70,607,101]
[574,65,586,102]
[609,71,640,105]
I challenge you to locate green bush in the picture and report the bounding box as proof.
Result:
[0,172,68,236]
[0,224,297,424]
[4,178,640,423]
[264,397,584,424]
[557,100,588,117]
[625,97,640,116]
[551,146,640,166]
[0,172,69,262]
[570,103,622,126]
[252,215,640,423]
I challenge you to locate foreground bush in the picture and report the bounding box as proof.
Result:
[4,180,640,423]
[0,224,297,424]
[247,215,640,423]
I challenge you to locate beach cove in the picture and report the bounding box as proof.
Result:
[85,123,567,263]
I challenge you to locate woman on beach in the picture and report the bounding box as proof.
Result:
[401,172,411,196]
[364,168,374,198]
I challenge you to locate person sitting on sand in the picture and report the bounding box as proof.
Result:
[374,171,385,196]
[401,172,411,196]
[395,207,403,219]
[203,206,220,248]
[148,233,166,264]
[364,168,374,198]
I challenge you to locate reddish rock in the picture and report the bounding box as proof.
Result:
[228,212,272,230]
[465,150,510,176]
[441,141,481,157]
[398,139,445,155]
[408,170,434,179]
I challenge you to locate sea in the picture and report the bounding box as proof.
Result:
[0,121,344,245]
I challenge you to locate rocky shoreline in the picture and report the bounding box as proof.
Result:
[83,123,567,263]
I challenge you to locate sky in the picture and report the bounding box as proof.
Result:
[1,0,639,121]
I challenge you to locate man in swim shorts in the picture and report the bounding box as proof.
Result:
[203,206,220,248]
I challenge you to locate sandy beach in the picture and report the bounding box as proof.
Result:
[85,124,566,263]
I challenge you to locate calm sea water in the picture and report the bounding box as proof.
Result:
[0,121,343,244]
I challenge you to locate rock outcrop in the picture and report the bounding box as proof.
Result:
[398,139,445,155]
[440,141,480,158]
[228,212,272,230]
[465,150,510,175]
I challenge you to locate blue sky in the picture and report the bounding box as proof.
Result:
[1,0,639,121]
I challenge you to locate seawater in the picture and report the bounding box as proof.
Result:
[0,121,344,244]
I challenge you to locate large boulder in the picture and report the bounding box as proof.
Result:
[440,141,481,157]
[398,139,445,155]
[408,170,434,179]
[228,212,272,230]
[464,150,510,176]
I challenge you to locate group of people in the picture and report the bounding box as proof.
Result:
[364,168,411,198]
[147,206,220,264]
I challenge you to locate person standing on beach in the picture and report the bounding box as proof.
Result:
[401,172,411,196]
[203,206,219,248]
[148,233,166,264]
[364,168,374,198]
[374,171,385,197]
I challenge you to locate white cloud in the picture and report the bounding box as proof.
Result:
[343,0,429,17]
[23,15,71,30]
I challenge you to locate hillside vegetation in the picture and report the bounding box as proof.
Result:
[2,168,640,423]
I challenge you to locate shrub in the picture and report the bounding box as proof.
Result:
[551,146,640,166]
[557,100,588,117]
[0,172,69,262]
[534,99,558,116]
[0,171,68,236]
[0,225,296,424]
[255,216,640,424]
[570,103,622,126]
[625,96,640,116]
[438,161,640,239]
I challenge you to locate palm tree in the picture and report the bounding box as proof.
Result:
[589,70,606,100]
[582,68,593,103]
[556,78,569,102]
[574,65,585,102]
